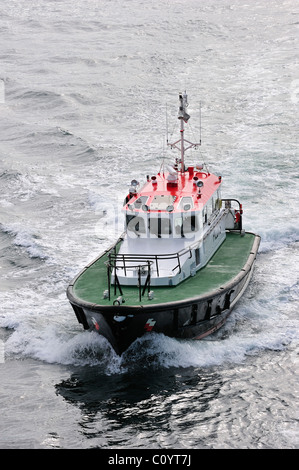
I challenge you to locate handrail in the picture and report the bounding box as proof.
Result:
[221,198,243,232]
[104,203,239,299]
[107,240,197,265]
[105,244,195,300]
[106,256,153,301]
[106,207,227,279]
[106,246,194,277]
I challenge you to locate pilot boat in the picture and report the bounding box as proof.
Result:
[67,91,260,355]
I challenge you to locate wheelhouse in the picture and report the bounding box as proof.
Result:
[123,168,223,242]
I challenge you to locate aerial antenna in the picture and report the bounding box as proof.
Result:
[199,101,202,145]
[167,91,201,173]
[166,102,169,145]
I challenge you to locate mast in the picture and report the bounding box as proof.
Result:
[168,91,201,173]
[178,91,189,172]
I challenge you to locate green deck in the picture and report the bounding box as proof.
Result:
[72,232,256,307]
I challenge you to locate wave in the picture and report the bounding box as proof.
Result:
[258,225,299,254]
[5,77,100,131]
[4,326,122,372]
[7,85,66,111]
[4,321,298,375]
[3,290,298,375]
[29,125,100,160]
[0,122,101,175]
[0,169,22,181]
[0,223,48,260]
[0,169,45,202]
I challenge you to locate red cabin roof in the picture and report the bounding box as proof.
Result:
[124,167,222,214]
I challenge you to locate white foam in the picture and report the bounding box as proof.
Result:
[1,222,48,260]
[1,266,298,375]
[122,315,299,371]
[0,199,13,208]
[258,225,299,254]
[5,325,110,365]
[1,247,297,375]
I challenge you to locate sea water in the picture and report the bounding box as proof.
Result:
[0,0,298,449]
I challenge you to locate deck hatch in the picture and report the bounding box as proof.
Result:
[150,194,176,210]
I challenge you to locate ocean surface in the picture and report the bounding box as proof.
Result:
[0,0,298,451]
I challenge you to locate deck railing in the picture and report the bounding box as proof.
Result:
[104,200,242,300]
[105,244,195,301]
[221,198,243,231]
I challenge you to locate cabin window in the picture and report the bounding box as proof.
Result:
[148,215,172,238]
[126,214,135,227]
[183,213,198,233]
[160,217,172,236]
[126,215,146,234]
[134,196,149,209]
[174,212,198,237]
[174,217,183,237]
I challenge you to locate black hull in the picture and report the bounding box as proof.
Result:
[68,237,259,355]
[72,302,233,356]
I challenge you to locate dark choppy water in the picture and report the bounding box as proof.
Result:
[0,0,298,450]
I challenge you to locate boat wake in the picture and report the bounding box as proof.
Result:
[1,221,298,375]
[3,288,298,375]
